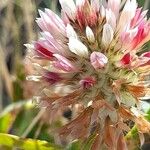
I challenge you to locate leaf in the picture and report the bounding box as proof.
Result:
[0,113,14,133]
[0,133,62,150]
[0,100,33,133]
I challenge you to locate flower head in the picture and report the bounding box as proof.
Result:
[26,0,150,149]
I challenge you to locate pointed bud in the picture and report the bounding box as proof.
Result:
[106,9,116,29]
[59,0,76,20]
[90,52,108,69]
[102,23,114,47]
[68,38,89,57]
[66,24,78,39]
[86,26,95,43]
[100,5,106,18]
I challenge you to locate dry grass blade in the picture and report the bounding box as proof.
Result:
[22,0,36,42]
[0,43,13,100]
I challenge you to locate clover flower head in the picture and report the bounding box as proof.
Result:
[26,0,150,149]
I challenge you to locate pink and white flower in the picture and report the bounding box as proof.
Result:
[26,0,150,149]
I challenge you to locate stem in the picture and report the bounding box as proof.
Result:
[34,120,44,139]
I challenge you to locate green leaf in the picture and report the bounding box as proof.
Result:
[0,133,62,150]
[0,113,14,133]
[0,100,33,133]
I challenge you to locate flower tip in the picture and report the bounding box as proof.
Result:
[66,24,78,39]
[102,23,114,47]
[68,38,89,57]
[59,0,76,20]
[90,52,108,69]
[38,9,44,16]
[86,26,95,43]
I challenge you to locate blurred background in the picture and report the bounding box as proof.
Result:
[0,0,150,150]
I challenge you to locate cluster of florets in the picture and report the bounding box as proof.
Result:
[26,0,150,149]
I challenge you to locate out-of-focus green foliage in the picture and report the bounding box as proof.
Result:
[0,100,33,133]
[125,102,150,150]
[0,133,62,150]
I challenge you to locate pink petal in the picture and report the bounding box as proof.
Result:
[79,77,96,89]
[142,51,150,58]
[137,52,150,67]
[43,71,62,84]
[107,0,120,18]
[37,10,66,38]
[90,52,108,69]
[131,22,150,50]
[34,42,54,59]
[120,53,131,66]
[61,10,70,25]
[130,8,148,28]
[53,54,76,72]
[45,8,65,32]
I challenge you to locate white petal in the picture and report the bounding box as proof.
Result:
[100,5,106,18]
[123,0,137,19]
[128,27,138,39]
[86,26,95,43]
[91,0,100,12]
[106,9,116,29]
[102,23,114,47]
[59,0,76,20]
[68,38,88,57]
[66,24,78,39]
[117,0,137,32]
[76,0,85,6]
[107,0,121,18]
[24,44,34,50]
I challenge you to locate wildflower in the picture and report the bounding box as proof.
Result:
[26,0,150,149]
